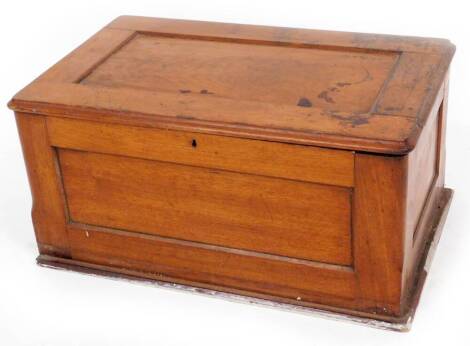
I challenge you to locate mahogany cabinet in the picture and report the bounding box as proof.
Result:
[8,16,455,330]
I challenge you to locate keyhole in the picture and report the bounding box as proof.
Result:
[191,139,197,148]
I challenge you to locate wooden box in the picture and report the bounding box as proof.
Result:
[8,16,455,330]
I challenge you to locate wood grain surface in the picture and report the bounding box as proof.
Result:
[47,117,355,187]
[8,16,455,154]
[59,149,352,266]
[81,34,397,113]
[9,17,455,325]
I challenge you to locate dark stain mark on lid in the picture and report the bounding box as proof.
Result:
[297,97,313,107]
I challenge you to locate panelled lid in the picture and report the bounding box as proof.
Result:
[8,16,455,154]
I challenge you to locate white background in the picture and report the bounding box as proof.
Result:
[1,1,469,345]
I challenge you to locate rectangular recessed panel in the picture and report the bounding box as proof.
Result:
[81,33,398,113]
[58,149,352,266]
[408,107,439,239]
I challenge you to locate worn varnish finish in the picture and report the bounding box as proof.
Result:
[8,16,455,329]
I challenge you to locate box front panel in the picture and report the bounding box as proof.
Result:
[58,149,352,266]
[43,116,360,304]
[16,112,418,317]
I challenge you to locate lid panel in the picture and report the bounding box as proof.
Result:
[8,16,455,154]
[81,33,398,114]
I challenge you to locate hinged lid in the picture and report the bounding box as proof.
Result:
[8,16,455,154]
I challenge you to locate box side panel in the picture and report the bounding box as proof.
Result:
[402,76,449,307]
[407,113,439,240]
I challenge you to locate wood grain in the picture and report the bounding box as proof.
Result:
[407,109,439,240]
[8,17,455,325]
[353,154,407,315]
[8,16,455,154]
[108,16,453,54]
[58,149,353,266]
[15,113,70,257]
[47,117,355,187]
[12,81,417,154]
[402,75,449,309]
[81,33,397,113]
[67,223,357,303]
